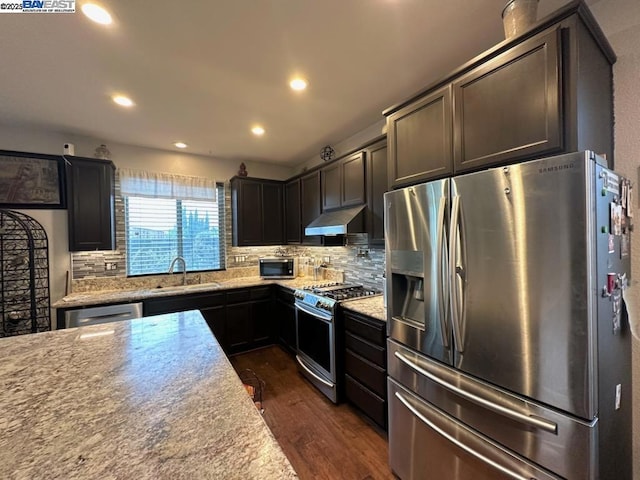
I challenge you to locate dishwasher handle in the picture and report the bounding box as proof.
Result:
[65,303,143,328]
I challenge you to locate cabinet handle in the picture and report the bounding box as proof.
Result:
[395,391,534,480]
[394,351,557,434]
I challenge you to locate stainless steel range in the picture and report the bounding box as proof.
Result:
[293,283,380,403]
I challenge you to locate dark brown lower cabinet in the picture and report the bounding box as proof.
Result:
[275,287,297,354]
[343,310,387,430]
[226,302,253,354]
[220,287,275,355]
[142,287,274,355]
[200,305,226,349]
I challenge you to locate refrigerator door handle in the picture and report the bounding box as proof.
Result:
[449,194,464,352]
[436,195,449,348]
[394,391,533,480]
[394,351,558,434]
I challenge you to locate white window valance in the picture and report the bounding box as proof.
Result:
[118,168,216,202]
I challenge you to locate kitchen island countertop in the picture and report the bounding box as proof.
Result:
[0,310,297,479]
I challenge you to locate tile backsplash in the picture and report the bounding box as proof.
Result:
[71,180,385,291]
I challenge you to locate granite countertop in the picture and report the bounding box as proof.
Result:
[340,295,386,322]
[53,277,317,309]
[0,311,297,479]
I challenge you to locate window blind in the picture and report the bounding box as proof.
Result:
[125,185,224,276]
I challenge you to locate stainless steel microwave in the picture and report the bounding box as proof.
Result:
[259,257,297,279]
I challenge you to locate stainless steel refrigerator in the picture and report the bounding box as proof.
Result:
[385,151,632,480]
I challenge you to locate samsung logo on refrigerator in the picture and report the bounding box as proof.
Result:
[538,162,575,174]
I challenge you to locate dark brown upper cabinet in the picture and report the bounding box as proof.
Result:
[387,85,453,189]
[321,151,366,210]
[342,152,366,207]
[285,178,301,244]
[384,2,615,186]
[321,161,342,211]
[300,170,322,245]
[365,140,388,248]
[453,28,562,172]
[67,157,115,251]
[231,177,284,246]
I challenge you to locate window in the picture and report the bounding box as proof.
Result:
[120,168,224,276]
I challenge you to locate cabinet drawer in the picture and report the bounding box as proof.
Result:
[345,349,386,397]
[250,286,272,300]
[344,312,385,346]
[345,374,387,429]
[277,286,294,303]
[226,289,251,304]
[345,331,385,367]
[144,292,224,316]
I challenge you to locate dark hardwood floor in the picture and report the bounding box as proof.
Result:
[230,346,396,480]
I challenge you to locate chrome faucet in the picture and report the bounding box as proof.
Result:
[168,256,187,286]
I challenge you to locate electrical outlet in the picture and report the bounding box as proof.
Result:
[105,262,118,271]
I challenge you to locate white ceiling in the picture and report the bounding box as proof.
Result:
[0,0,576,166]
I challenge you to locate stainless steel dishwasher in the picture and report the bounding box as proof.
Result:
[65,303,143,328]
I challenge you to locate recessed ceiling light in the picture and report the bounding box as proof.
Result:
[81,3,112,25]
[251,126,265,136]
[290,78,307,91]
[174,142,188,149]
[112,95,134,107]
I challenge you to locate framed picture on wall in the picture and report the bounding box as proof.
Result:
[0,150,66,209]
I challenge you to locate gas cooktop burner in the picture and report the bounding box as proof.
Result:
[299,283,381,302]
[302,282,343,291]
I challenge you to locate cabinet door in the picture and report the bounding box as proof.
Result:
[321,161,342,211]
[387,85,453,188]
[226,302,252,354]
[342,152,366,207]
[251,298,274,346]
[276,300,297,353]
[262,182,284,244]
[285,179,301,244]
[453,28,562,173]
[200,305,226,351]
[67,158,115,251]
[366,141,387,247]
[233,179,263,246]
[300,171,322,245]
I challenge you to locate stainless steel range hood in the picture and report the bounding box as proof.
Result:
[305,204,366,236]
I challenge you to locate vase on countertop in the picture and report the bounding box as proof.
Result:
[94,144,111,160]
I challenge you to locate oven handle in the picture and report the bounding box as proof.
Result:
[295,302,333,323]
[296,355,335,389]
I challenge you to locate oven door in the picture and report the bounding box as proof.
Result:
[295,301,337,402]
